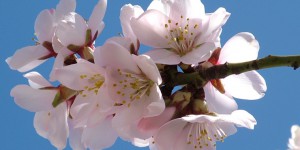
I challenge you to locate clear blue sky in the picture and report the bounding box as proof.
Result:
[1,0,300,150]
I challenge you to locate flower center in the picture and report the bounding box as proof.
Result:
[164,16,199,56]
[79,73,105,97]
[112,69,154,107]
[186,123,227,149]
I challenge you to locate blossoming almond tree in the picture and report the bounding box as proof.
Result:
[7,0,300,150]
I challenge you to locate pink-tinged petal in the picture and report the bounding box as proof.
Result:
[138,107,175,138]
[55,59,104,91]
[68,120,86,150]
[199,8,230,43]
[82,116,118,150]
[154,119,187,150]
[11,85,56,112]
[143,85,165,118]
[215,122,237,137]
[56,13,87,46]
[95,42,141,74]
[52,35,64,53]
[173,123,216,150]
[6,45,49,72]
[24,72,52,88]
[34,104,68,150]
[55,0,76,21]
[88,0,106,37]
[71,86,113,128]
[35,10,55,42]
[120,4,144,47]
[132,55,162,84]
[204,82,238,114]
[222,71,267,100]
[106,36,132,50]
[230,110,257,129]
[112,102,147,140]
[144,48,181,65]
[181,42,215,65]
[169,0,205,20]
[131,10,170,48]
[147,0,170,15]
[70,95,94,127]
[49,48,74,81]
[219,32,260,64]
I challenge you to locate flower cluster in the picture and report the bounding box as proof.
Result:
[7,0,267,150]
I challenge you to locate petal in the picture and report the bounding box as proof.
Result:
[203,82,238,114]
[34,104,68,149]
[55,0,76,21]
[52,35,64,53]
[55,59,105,90]
[56,13,87,46]
[131,10,170,48]
[120,4,144,47]
[147,0,170,15]
[144,48,181,65]
[88,0,107,36]
[143,85,165,118]
[230,110,257,129]
[112,101,150,140]
[6,45,49,72]
[82,116,118,150]
[71,86,114,128]
[219,32,260,63]
[169,0,205,20]
[68,120,86,150]
[181,42,215,64]
[154,119,187,150]
[70,95,94,127]
[222,71,267,100]
[137,107,175,137]
[132,55,162,84]
[24,72,52,88]
[11,85,56,112]
[198,8,230,43]
[49,48,74,82]
[105,36,132,50]
[34,10,55,42]
[95,41,141,74]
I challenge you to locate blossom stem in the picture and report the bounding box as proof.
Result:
[170,55,300,88]
[202,55,300,80]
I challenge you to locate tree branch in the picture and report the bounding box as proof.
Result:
[168,55,300,88]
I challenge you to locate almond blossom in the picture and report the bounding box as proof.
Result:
[10,72,70,149]
[288,125,300,150]
[54,0,106,57]
[96,39,165,143]
[54,59,118,150]
[203,32,267,114]
[120,4,144,54]
[6,0,76,72]
[131,0,229,65]
[153,110,256,150]
[50,0,106,81]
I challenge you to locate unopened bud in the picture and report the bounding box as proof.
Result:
[193,99,209,114]
[171,91,192,109]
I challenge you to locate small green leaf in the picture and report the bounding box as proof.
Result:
[85,29,92,45]
[52,91,62,108]
[52,85,78,108]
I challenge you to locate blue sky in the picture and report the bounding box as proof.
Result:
[1,0,300,150]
